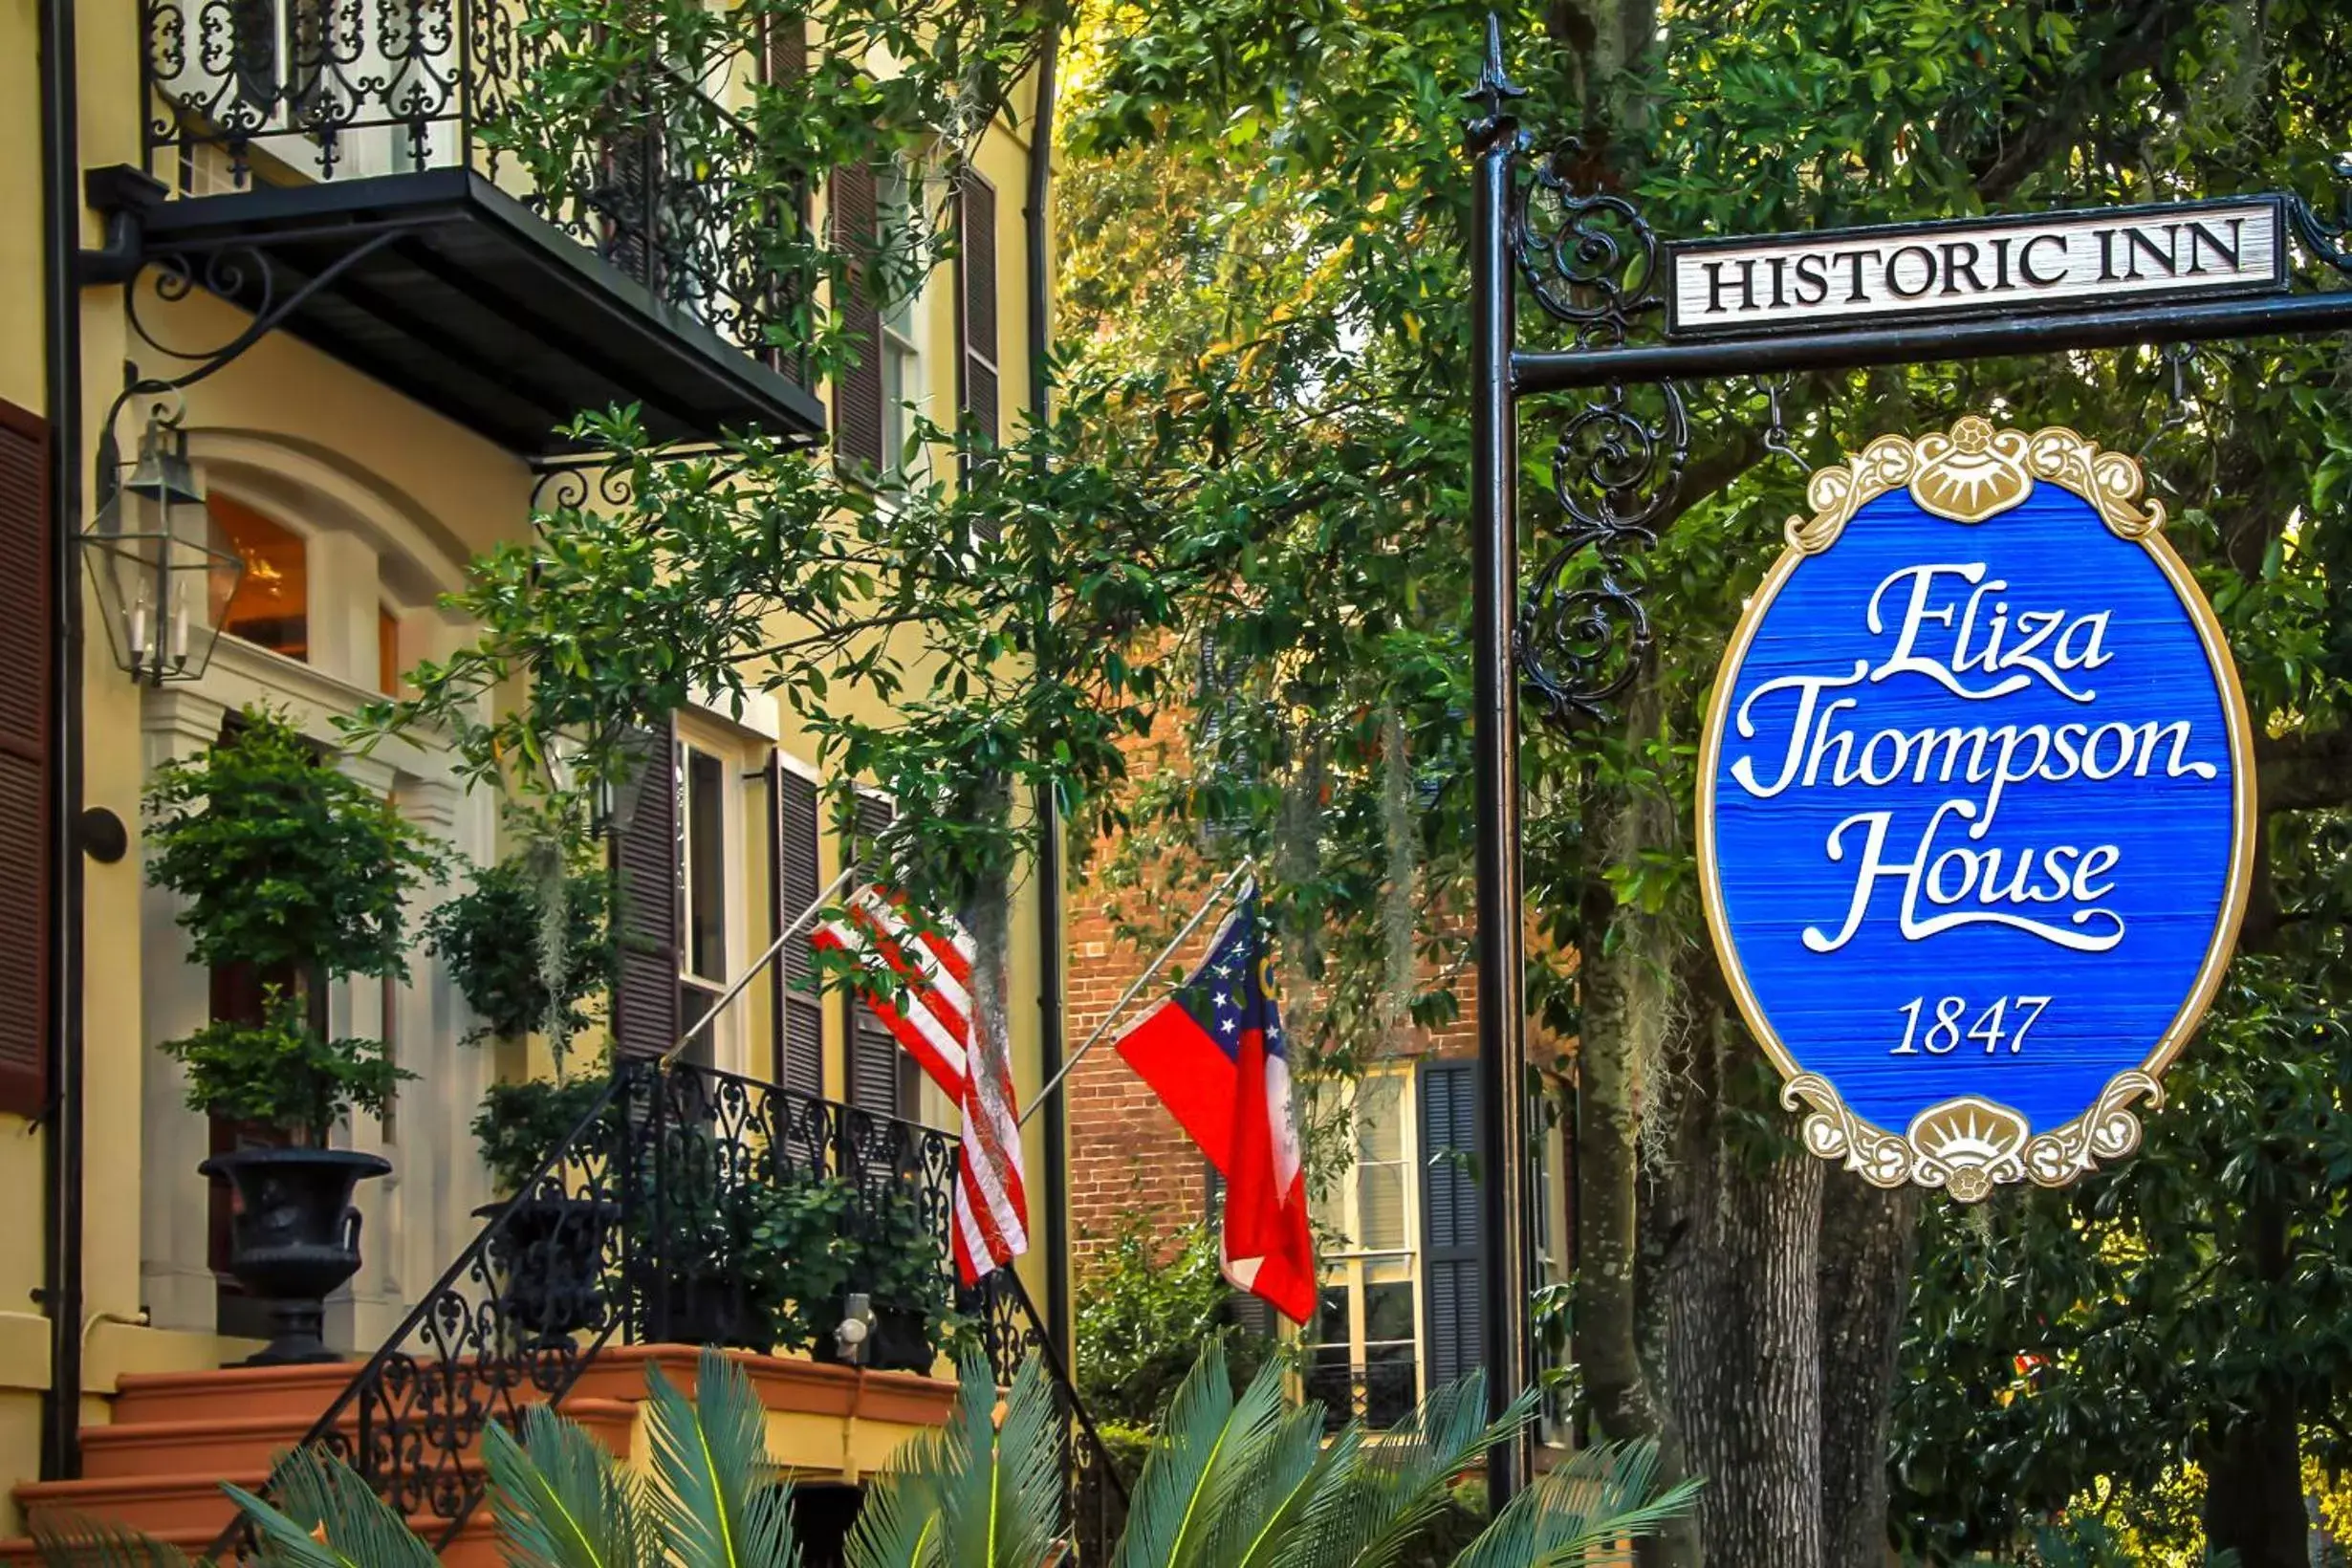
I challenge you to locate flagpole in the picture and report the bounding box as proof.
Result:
[662,863,859,1066]
[1016,856,1256,1128]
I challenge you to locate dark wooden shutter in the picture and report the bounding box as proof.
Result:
[0,404,49,1118]
[847,792,910,1116]
[771,757,824,1099]
[957,169,999,450]
[599,95,657,292]
[1419,1060,1482,1388]
[830,164,885,473]
[610,715,679,1058]
[760,15,813,386]
[763,11,807,85]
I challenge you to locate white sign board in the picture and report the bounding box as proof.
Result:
[1666,197,2287,338]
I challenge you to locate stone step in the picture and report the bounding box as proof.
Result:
[107,1362,365,1426]
[75,1398,637,1479]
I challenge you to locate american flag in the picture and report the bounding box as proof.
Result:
[813,886,1029,1286]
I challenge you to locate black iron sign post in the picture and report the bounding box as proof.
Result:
[1464,18,2352,1506]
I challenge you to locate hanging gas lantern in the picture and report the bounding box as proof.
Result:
[80,395,245,686]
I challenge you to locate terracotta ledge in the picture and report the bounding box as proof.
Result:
[574,1346,958,1427]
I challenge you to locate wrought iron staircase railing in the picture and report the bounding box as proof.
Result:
[203,1052,1128,1559]
[141,0,806,369]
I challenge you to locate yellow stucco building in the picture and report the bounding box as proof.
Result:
[0,0,1070,1548]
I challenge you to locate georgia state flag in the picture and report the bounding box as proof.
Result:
[1111,888,1316,1323]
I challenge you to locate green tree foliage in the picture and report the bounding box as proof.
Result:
[1056,0,2352,1559]
[425,852,617,1046]
[1074,1212,1278,1426]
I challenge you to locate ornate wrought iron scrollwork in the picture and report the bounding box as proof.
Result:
[120,232,407,391]
[1517,379,1688,729]
[138,0,795,362]
[528,462,637,513]
[206,1056,1123,1562]
[1501,117,1688,730]
[1512,142,1667,347]
[2286,151,2352,278]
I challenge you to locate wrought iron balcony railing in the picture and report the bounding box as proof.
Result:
[140,0,804,370]
[200,1056,1126,1559]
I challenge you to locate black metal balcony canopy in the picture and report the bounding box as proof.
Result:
[92,164,824,458]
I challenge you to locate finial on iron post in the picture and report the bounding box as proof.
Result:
[1465,12,1527,152]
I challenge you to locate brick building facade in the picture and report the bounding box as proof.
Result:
[1058,737,1572,1431]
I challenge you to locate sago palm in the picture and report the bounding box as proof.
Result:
[33,1344,1696,1568]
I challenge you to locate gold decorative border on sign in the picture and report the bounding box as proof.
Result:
[1784,415,2167,555]
[1705,415,2254,1202]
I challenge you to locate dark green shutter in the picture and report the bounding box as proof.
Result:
[1419,1060,1482,1388]
[610,715,679,1058]
[0,403,48,1118]
[846,792,911,1116]
[957,169,999,448]
[771,756,824,1098]
[830,163,885,473]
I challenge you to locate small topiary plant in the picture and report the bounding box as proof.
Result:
[425,851,616,1048]
[144,705,440,1143]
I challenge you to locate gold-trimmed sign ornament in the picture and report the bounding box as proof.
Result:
[1698,416,2254,1202]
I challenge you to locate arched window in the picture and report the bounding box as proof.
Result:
[208,491,309,662]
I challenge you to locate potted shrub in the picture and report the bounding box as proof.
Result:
[471,1071,621,1348]
[424,847,615,1054]
[740,1172,860,1355]
[435,848,621,1348]
[144,707,439,1364]
[625,1127,782,1352]
[807,1178,959,1373]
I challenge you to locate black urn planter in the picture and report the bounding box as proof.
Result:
[199,1146,391,1365]
[473,1195,620,1350]
[657,1270,775,1352]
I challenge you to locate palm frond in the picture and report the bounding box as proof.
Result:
[221,1449,433,1568]
[643,1348,799,1568]
[1220,1406,1357,1568]
[28,1509,200,1568]
[1444,1441,1702,1568]
[1292,1372,1537,1568]
[1166,1359,1304,1568]
[940,1351,1062,1568]
[1107,1339,1240,1568]
[486,1405,655,1568]
[842,1420,953,1568]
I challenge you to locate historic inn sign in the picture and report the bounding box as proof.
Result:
[1462,13,2352,1499]
[1696,418,2254,1203]
[1667,199,2287,336]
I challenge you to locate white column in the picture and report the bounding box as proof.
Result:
[304,530,382,692]
[138,688,232,1334]
[324,750,403,1353]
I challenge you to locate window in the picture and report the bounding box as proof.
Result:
[209,492,307,661]
[378,605,400,696]
[677,742,730,1056]
[1307,1072,1420,1429]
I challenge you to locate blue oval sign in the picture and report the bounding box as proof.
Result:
[1699,418,2254,1201]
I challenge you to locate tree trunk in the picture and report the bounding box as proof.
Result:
[1574,823,1665,1450]
[1663,994,1825,1568]
[1816,1170,1918,1568]
[2201,1176,2305,1568]
[2200,1379,2306,1568]
[956,828,1026,1287]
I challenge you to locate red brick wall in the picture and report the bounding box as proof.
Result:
[1061,860,1491,1270]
